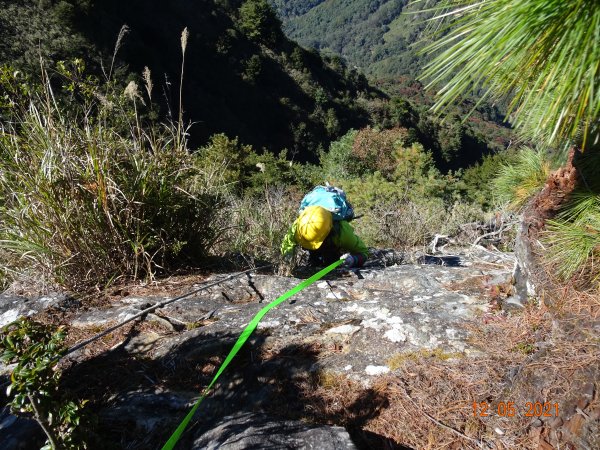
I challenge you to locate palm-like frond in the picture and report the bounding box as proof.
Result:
[544,202,600,283]
[421,0,600,149]
[493,146,554,209]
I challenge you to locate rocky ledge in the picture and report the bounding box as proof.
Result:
[1,248,516,449]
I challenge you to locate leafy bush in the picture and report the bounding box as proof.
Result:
[196,133,317,197]
[196,133,256,193]
[0,318,88,449]
[319,129,357,181]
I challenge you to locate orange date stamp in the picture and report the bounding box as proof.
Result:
[473,401,559,417]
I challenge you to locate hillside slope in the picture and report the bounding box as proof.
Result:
[270,0,434,78]
[0,0,380,160]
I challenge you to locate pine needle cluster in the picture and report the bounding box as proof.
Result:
[543,153,600,288]
[422,0,600,151]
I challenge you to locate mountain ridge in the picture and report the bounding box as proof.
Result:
[270,0,434,78]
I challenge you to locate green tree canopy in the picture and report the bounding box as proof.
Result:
[238,0,282,43]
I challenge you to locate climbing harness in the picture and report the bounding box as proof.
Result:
[64,264,272,357]
[161,258,344,450]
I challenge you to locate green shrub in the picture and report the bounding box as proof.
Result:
[196,133,255,192]
[319,129,358,181]
[244,151,311,196]
[462,150,518,208]
[196,133,315,197]
[1,318,88,449]
[238,0,282,44]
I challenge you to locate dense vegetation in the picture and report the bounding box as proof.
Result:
[1,0,511,172]
[2,0,594,292]
[0,0,380,160]
[269,0,515,170]
[0,58,504,291]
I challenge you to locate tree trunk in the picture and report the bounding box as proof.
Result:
[513,147,580,301]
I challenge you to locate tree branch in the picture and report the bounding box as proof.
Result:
[28,394,60,450]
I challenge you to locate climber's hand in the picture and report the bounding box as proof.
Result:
[340,253,356,268]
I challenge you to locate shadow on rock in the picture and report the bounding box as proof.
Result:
[416,255,462,267]
[57,324,405,449]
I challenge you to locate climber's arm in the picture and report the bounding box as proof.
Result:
[280,222,298,256]
[336,221,368,267]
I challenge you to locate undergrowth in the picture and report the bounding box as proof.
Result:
[0,60,225,290]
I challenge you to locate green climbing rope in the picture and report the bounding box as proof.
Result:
[161,258,344,450]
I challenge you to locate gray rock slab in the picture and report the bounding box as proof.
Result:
[192,411,357,450]
[89,256,514,383]
[1,250,516,449]
[0,294,65,327]
[7,253,511,383]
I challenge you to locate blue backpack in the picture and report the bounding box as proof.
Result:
[299,185,355,221]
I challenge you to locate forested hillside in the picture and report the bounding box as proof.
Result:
[269,0,514,170]
[270,0,431,78]
[0,0,517,294]
[0,0,512,170]
[0,0,380,160]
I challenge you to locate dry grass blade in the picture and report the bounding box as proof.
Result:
[0,66,226,291]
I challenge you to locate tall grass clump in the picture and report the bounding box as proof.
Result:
[0,65,224,290]
[216,186,298,263]
[493,147,558,209]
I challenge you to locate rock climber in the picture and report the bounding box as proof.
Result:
[280,204,368,268]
